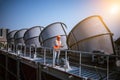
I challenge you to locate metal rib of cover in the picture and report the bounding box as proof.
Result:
[39,22,68,49]
[7,30,18,45]
[14,28,27,45]
[67,15,114,55]
[24,26,44,47]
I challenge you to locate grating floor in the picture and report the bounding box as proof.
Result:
[23,56,107,80]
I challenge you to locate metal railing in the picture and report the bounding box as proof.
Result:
[3,43,120,80]
[35,47,114,79]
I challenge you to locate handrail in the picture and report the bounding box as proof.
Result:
[38,47,119,80]
[3,45,120,80]
[61,49,120,58]
[29,46,120,59]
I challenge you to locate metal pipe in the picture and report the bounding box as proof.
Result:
[7,43,9,51]
[23,44,26,56]
[16,43,22,55]
[29,45,31,58]
[30,44,34,58]
[34,44,37,58]
[12,43,15,53]
[30,44,37,58]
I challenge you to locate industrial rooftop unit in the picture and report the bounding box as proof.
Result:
[0,16,120,80]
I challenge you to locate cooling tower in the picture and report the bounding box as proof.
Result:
[67,15,114,54]
[24,26,44,47]
[7,30,18,45]
[14,29,27,45]
[40,22,68,49]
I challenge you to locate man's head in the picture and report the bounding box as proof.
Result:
[56,35,61,40]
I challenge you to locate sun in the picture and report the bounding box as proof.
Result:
[110,4,119,14]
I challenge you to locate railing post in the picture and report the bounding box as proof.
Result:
[65,50,68,72]
[107,56,109,80]
[15,44,17,53]
[21,44,22,54]
[13,43,15,53]
[44,48,46,65]
[29,45,31,58]
[79,52,81,76]
[16,43,22,55]
[7,44,11,52]
[34,45,37,58]
[52,49,56,67]
[23,44,26,56]
[52,49,54,67]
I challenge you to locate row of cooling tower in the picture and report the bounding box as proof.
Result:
[7,22,68,49]
[7,15,114,54]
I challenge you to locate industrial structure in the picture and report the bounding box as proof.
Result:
[40,22,68,49]
[0,15,120,80]
[67,15,114,54]
[24,26,44,48]
[0,28,9,45]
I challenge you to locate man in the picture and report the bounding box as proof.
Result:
[53,35,72,71]
[53,35,62,67]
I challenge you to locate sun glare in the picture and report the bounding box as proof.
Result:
[110,5,119,14]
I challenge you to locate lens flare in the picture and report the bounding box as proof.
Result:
[110,5,119,14]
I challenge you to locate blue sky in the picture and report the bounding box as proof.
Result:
[0,0,120,39]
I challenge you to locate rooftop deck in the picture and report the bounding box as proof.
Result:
[0,46,120,80]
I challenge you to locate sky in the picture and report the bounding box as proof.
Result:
[0,0,120,40]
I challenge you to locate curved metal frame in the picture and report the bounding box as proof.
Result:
[40,22,67,35]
